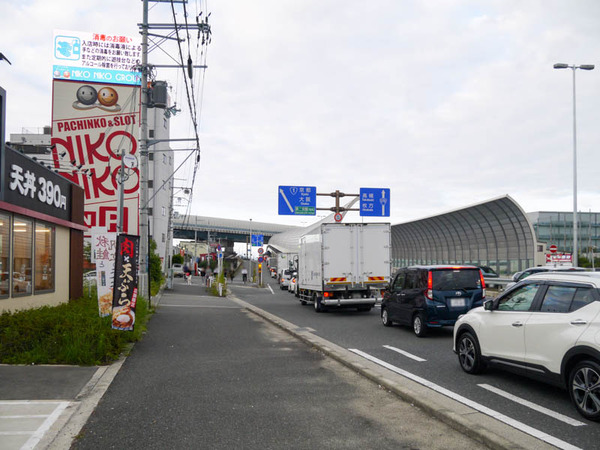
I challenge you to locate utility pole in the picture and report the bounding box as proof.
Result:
[138,0,211,298]
[139,0,150,299]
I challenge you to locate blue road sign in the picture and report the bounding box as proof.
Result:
[251,234,264,246]
[278,185,316,215]
[360,188,391,217]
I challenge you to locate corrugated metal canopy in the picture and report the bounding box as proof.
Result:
[391,195,536,275]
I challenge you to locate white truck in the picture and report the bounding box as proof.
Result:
[297,222,391,312]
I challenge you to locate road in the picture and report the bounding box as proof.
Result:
[238,273,599,450]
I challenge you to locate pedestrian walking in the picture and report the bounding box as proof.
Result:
[241,268,248,283]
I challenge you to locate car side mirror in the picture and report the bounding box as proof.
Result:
[484,299,494,311]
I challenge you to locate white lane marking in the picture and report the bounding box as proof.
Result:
[268,285,274,295]
[349,349,581,450]
[161,304,240,309]
[383,345,427,362]
[22,401,70,450]
[0,415,49,419]
[478,384,586,427]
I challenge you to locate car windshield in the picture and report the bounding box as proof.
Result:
[432,269,481,290]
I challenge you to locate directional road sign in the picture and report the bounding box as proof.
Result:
[359,188,390,217]
[278,185,316,215]
[251,234,264,247]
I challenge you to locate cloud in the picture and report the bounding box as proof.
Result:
[2,0,599,226]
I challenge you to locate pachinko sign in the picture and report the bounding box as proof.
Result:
[53,29,141,86]
[112,234,139,331]
[51,79,140,236]
[92,228,117,317]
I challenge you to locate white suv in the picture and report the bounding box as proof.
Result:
[454,271,600,421]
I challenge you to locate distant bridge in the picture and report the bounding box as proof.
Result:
[172,215,297,244]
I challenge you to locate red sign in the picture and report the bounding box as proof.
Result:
[334,213,343,222]
[549,244,558,254]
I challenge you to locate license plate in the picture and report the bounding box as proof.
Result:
[450,298,466,308]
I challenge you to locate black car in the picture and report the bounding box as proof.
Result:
[381,265,486,337]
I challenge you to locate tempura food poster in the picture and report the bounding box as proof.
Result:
[112,234,139,331]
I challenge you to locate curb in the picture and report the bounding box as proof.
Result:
[228,293,556,450]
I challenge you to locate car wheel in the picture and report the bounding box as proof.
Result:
[458,331,485,374]
[569,360,600,421]
[314,294,323,313]
[381,308,393,327]
[412,313,428,337]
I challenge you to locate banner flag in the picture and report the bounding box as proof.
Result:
[112,234,140,331]
[92,227,117,316]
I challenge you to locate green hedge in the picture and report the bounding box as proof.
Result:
[0,289,152,365]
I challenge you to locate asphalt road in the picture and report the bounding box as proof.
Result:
[240,274,599,450]
[71,278,483,450]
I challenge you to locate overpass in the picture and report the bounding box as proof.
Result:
[172,215,298,244]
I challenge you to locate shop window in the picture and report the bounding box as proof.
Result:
[35,223,55,292]
[13,218,32,295]
[0,214,9,297]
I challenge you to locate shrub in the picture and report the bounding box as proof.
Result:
[0,292,152,365]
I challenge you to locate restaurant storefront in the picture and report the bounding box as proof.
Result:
[0,138,86,313]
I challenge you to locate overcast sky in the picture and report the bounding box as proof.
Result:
[1,1,599,227]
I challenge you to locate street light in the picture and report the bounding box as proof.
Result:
[553,62,595,267]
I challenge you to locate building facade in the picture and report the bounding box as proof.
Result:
[528,211,600,259]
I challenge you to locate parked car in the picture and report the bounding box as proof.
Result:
[172,263,184,277]
[288,271,298,295]
[83,270,97,285]
[381,265,485,337]
[506,266,587,289]
[478,266,499,278]
[13,272,30,293]
[279,269,292,290]
[454,271,600,421]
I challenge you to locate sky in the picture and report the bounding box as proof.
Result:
[1,0,600,228]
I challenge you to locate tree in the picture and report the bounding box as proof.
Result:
[149,238,163,284]
[172,253,184,264]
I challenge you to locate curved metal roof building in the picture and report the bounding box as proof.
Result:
[391,195,537,275]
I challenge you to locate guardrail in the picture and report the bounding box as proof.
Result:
[484,277,513,291]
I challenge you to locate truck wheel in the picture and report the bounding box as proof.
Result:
[314,294,323,313]
[413,313,428,337]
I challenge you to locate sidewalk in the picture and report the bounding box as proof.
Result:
[66,279,485,449]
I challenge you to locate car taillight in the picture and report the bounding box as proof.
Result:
[480,270,486,298]
[426,271,433,300]
[324,292,332,298]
